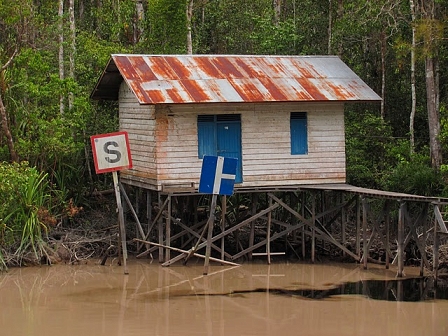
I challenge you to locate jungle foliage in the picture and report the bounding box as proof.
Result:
[0,0,448,267]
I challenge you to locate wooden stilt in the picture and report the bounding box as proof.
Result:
[267,195,272,264]
[112,171,128,275]
[433,211,439,280]
[146,191,152,235]
[248,193,258,261]
[385,201,390,270]
[204,194,218,275]
[158,193,164,263]
[119,183,148,242]
[301,192,306,259]
[341,193,346,257]
[184,219,211,264]
[221,195,227,262]
[362,197,368,270]
[397,201,405,277]
[165,195,171,262]
[290,193,298,257]
[162,202,280,266]
[356,196,361,257]
[311,194,316,264]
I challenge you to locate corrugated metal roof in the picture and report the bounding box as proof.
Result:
[91,54,381,104]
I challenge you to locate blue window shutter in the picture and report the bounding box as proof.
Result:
[198,116,216,158]
[291,112,308,155]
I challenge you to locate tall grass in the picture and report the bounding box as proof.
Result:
[15,171,50,261]
[0,162,54,270]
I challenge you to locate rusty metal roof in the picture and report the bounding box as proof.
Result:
[91,54,381,104]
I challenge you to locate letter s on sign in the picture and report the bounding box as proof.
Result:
[104,141,122,163]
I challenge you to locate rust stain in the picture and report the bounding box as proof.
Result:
[297,78,327,100]
[234,58,263,78]
[149,57,179,80]
[129,57,158,80]
[327,83,354,100]
[129,81,153,103]
[195,57,224,78]
[180,80,211,102]
[211,57,245,78]
[164,57,192,79]
[258,78,289,101]
[231,80,266,102]
[166,88,185,103]
[155,115,169,142]
[114,57,141,80]
[145,88,166,104]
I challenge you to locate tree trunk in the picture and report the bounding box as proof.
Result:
[421,0,442,170]
[134,0,145,44]
[409,0,416,155]
[426,56,442,170]
[0,91,18,162]
[380,33,386,119]
[337,0,343,56]
[186,0,194,54]
[69,0,75,111]
[58,0,64,115]
[328,0,332,55]
[273,0,282,25]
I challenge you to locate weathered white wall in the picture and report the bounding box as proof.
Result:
[118,82,157,188]
[118,82,346,191]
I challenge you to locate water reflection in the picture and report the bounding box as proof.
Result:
[188,277,448,302]
[1,261,448,336]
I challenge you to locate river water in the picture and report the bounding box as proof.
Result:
[1,259,447,336]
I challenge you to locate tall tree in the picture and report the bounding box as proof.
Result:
[58,0,64,115]
[0,0,35,162]
[419,0,443,170]
[69,0,75,110]
[0,50,18,162]
[409,0,417,154]
[187,0,194,54]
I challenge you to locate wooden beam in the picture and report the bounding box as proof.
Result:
[133,239,240,267]
[161,202,280,266]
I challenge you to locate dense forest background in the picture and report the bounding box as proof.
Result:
[0,0,447,267]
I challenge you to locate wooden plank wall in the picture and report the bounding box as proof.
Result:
[118,82,158,188]
[118,82,346,190]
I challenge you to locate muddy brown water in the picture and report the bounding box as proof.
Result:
[1,259,448,336]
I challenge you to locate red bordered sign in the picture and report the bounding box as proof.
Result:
[90,131,133,174]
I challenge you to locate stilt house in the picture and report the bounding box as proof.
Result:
[91,55,448,274]
[91,54,381,192]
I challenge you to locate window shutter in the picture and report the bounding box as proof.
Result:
[291,112,308,155]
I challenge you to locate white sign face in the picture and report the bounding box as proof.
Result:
[90,132,133,174]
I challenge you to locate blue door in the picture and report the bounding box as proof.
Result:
[197,114,243,183]
[217,120,242,183]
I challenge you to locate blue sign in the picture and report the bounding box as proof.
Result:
[199,156,238,195]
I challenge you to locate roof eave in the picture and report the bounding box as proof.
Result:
[90,57,123,101]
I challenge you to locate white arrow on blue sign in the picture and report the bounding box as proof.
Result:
[199,156,238,196]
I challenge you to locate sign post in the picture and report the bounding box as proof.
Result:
[198,156,237,275]
[91,131,132,274]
